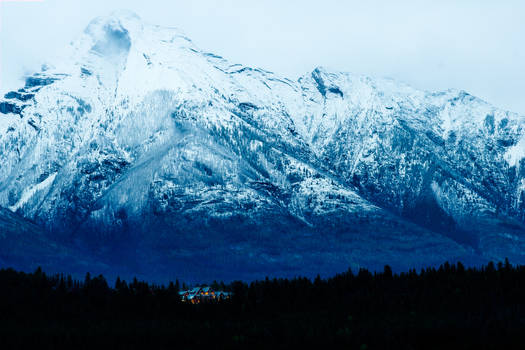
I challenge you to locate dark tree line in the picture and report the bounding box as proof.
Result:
[1,260,525,349]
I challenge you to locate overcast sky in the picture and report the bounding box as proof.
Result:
[1,0,524,114]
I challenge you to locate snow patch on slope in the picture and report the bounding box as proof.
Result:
[0,115,14,134]
[9,173,57,212]
[504,135,525,167]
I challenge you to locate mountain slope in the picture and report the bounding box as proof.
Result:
[0,11,523,280]
[0,207,110,276]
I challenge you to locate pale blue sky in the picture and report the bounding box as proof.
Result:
[1,0,524,114]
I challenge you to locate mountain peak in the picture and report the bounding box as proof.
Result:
[1,12,525,280]
[84,10,143,43]
[86,9,143,30]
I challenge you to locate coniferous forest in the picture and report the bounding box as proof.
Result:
[1,261,525,349]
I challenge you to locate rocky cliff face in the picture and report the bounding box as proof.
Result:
[1,11,524,280]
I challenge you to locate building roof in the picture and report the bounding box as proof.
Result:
[179,286,230,300]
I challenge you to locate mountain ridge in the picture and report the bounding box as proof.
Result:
[0,11,524,280]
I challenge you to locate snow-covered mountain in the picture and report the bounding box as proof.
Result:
[1,11,524,280]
